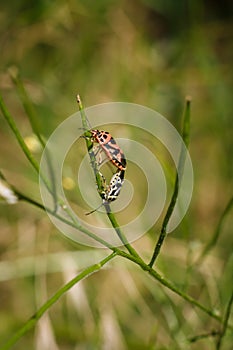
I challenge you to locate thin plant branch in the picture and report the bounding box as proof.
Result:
[197,194,233,264]
[188,330,220,343]
[149,97,191,267]
[0,93,51,195]
[76,94,105,193]
[216,289,233,350]
[105,209,140,258]
[8,67,45,147]
[9,68,58,211]
[0,94,41,174]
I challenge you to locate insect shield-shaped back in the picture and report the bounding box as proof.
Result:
[104,169,125,202]
[90,130,127,171]
[90,130,112,145]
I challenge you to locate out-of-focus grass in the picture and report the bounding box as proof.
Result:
[0,1,232,349]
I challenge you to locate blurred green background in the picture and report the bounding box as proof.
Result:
[0,1,233,349]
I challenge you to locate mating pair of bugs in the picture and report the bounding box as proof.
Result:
[84,129,127,215]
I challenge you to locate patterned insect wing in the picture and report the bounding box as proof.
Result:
[90,130,127,171]
[106,170,125,202]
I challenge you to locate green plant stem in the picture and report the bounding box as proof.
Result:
[76,94,105,194]
[0,252,117,350]
[0,94,51,195]
[149,97,191,267]
[197,194,233,264]
[76,94,141,259]
[106,209,142,259]
[188,330,220,343]
[0,94,40,174]
[9,67,45,147]
[9,69,58,211]
[216,289,233,350]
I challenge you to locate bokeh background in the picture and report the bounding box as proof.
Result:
[0,1,232,349]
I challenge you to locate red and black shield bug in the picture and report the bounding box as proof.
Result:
[89,130,127,171]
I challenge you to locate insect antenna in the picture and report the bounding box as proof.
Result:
[85,201,104,215]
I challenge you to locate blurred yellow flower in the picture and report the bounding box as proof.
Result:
[24,135,41,153]
[62,177,75,190]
